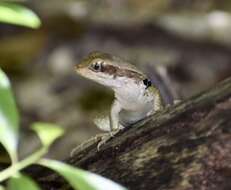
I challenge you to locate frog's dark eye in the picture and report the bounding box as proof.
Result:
[94,62,100,70]
[143,79,152,89]
[91,61,104,72]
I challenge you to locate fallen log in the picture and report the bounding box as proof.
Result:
[37,77,231,190]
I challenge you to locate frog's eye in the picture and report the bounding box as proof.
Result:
[91,60,104,72]
[143,78,152,89]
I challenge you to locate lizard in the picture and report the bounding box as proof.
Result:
[73,51,165,152]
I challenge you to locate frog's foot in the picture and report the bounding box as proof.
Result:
[97,129,120,151]
[71,130,121,156]
[70,133,106,157]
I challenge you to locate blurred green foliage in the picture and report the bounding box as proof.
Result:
[0,2,41,28]
[0,69,19,163]
[8,174,41,190]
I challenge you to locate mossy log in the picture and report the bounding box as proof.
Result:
[37,77,231,190]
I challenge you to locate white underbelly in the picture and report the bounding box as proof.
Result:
[115,80,155,126]
[119,104,153,126]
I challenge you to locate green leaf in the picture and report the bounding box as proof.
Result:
[32,123,64,148]
[0,2,41,28]
[0,68,19,163]
[7,173,41,190]
[39,159,127,190]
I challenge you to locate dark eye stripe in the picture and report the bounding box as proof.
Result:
[102,65,117,75]
[90,63,145,82]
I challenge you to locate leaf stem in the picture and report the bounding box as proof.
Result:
[0,147,47,182]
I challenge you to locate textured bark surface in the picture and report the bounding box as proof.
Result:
[37,77,231,190]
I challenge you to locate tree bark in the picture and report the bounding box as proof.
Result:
[37,77,231,190]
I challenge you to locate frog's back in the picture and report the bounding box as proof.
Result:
[148,86,164,110]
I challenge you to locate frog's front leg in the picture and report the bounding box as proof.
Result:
[96,100,123,150]
[94,99,124,132]
[110,99,122,132]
